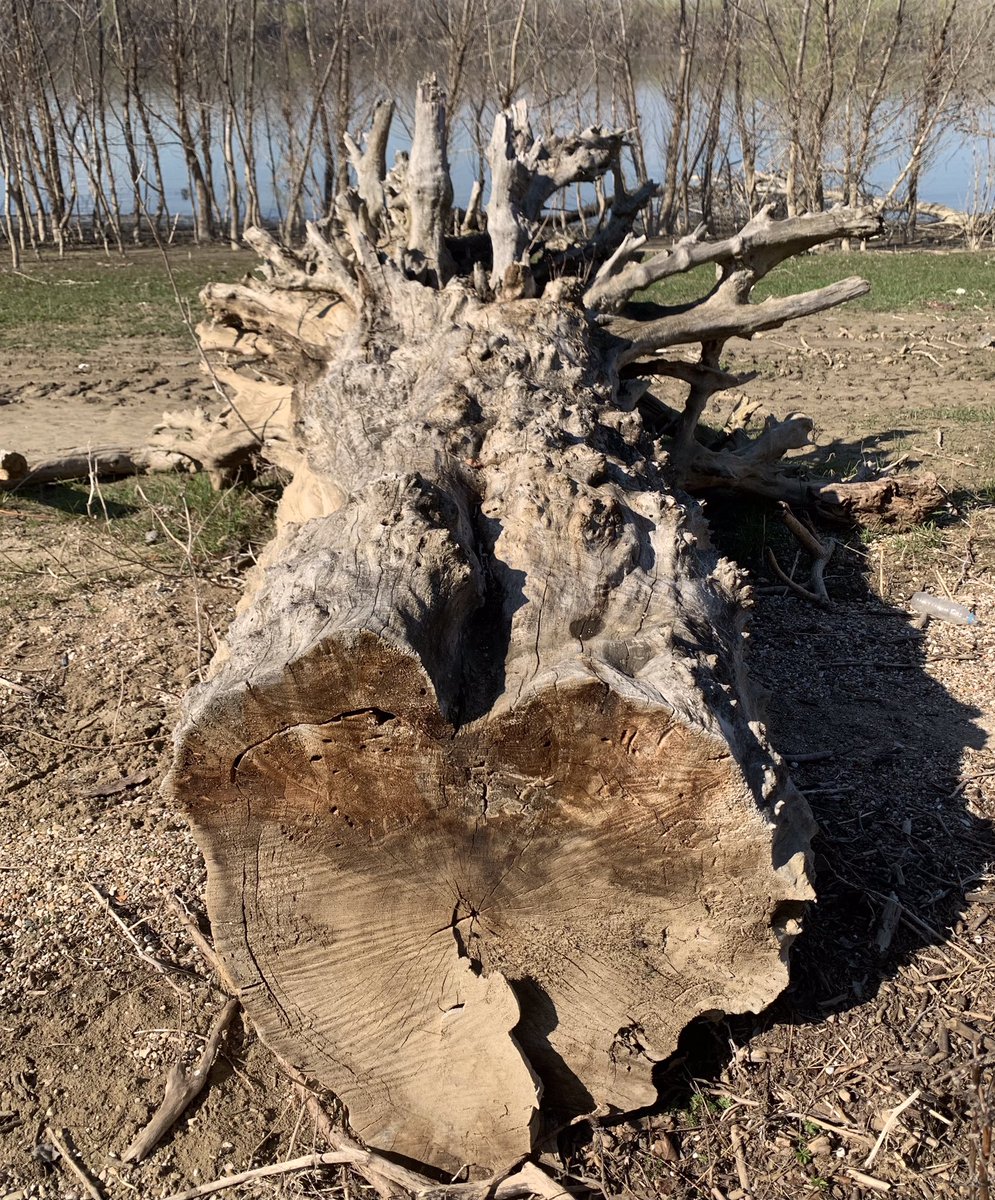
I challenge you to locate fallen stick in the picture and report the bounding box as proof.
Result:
[728,1122,751,1195]
[291,1083,399,1200]
[167,893,239,994]
[165,1152,568,1200]
[766,504,834,607]
[786,1112,875,1151]
[45,1125,106,1200]
[122,996,240,1163]
[863,1089,921,1169]
[846,1167,892,1192]
[87,882,190,995]
[165,1151,357,1199]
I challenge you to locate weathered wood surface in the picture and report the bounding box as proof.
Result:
[162,80,916,1174]
[169,280,817,1168]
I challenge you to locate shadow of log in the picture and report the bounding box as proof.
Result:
[9,481,139,519]
[637,487,992,1122]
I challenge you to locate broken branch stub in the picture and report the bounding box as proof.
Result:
[162,81,932,1175]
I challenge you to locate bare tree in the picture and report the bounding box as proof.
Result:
[166,0,216,243]
[881,0,995,239]
[839,0,906,214]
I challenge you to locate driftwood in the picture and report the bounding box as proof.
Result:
[7,84,945,1177]
[154,80,933,1177]
[767,505,835,607]
[44,1126,105,1200]
[163,1149,568,1200]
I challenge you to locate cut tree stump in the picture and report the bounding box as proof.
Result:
[164,80,914,1174]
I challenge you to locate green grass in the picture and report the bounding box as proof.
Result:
[0,246,253,350]
[6,471,278,574]
[904,404,995,423]
[862,520,946,567]
[2,246,994,348]
[642,249,995,313]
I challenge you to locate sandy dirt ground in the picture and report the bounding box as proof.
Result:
[0,342,212,460]
[1,306,994,1199]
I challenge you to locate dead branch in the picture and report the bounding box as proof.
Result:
[0,446,182,491]
[167,894,239,994]
[86,883,190,993]
[200,280,352,360]
[163,1151,359,1200]
[163,1152,568,1200]
[343,98,395,225]
[121,996,240,1163]
[44,1126,105,1200]
[610,276,871,363]
[619,357,756,391]
[242,225,362,311]
[766,505,834,606]
[487,101,627,286]
[406,76,455,285]
[586,205,882,312]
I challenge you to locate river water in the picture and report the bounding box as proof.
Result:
[9,82,994,231]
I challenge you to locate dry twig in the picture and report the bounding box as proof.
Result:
[766,504,834,606]
[165,1154,567,1200]
[167,894,238,993]
[86,882,189,994]
[122,996,240,1163]
[45,1125,105,1200]
[164,1151,357,1199]
[864,1090,921,1168]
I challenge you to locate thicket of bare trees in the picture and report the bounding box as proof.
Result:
[1,0,995,267]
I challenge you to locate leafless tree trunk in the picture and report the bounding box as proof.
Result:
[879,0,995,241]
[801,0,837,212]
[109,0,146,243]
[0,118,22,269]
[732,5,759,217]
[167,0,214,244]
[659,0,696,233]
[841,0,905,218]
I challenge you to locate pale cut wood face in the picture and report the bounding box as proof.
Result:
[188,645,807,1172]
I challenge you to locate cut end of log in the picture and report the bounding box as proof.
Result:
[0,450,28,484]
[170,628,814,1169]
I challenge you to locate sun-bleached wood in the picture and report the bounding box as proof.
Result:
[486,101,627,288]
[406,77,455,285]
[585,205,882,312]
[168,274,816,1171]
[155,82,945,1176]
[344,98,395,227]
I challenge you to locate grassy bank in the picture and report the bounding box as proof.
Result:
[0,246,253,351]
[1,244,993,353]
[644,248,995,312]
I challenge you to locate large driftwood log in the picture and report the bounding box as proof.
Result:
[160,83,930,1174]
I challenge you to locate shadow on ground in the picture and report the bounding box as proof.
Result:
[651,483,992,1108]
